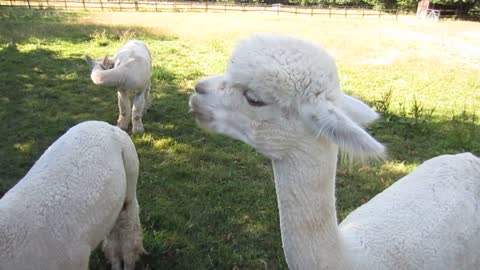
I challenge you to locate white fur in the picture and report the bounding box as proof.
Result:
[189,34,480,269]
[339,94,379,125]
[86,40,152,134]
[0,121,144,270]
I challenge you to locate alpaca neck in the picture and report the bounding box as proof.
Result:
[272,138,349,270]
[90,67,124,87]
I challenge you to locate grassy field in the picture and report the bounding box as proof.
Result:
[0,7,479,269]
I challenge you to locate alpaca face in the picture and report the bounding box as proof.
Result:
[190,74,311,159]
[190,35,385,160]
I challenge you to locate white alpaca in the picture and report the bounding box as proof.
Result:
[189,34,480,270]
[86,39,152,134]
[0,121,144,270]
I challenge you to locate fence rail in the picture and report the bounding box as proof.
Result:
[0,0,458,19]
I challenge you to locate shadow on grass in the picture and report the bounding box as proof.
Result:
[0,7,175,45]
[0,12,285,268]
[370,111,480,162]
[0,43,119,194]
[0,7,174,193]
[119,84,285,270]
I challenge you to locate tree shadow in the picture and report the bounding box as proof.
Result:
[0,36,283,269]
[0,7,176,194]
[0,43,119,193]
[123,82,285,269]
[0,7,175,45]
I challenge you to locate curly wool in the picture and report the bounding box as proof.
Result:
[0,121,144,270]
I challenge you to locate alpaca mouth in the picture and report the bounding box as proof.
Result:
[189,94,214,126]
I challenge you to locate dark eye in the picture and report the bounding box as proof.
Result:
[243,90,266,107]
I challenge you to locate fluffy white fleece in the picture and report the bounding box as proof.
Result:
[0,121,144,270]
[86,40,152,134]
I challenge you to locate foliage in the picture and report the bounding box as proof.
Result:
[215,0,480,16]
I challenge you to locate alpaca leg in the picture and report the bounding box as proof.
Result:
[107,135,144,270]
[143,84,152,114]
[131,92,145,134]
[70,245,91,270]
[120,198,145,270]
[103,199,144,270]
[117,90,131,131]
[102,222,123,270]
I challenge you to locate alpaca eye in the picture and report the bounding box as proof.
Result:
[243,90,266,107]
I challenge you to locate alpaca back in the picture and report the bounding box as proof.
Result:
[0,121,135,269]
[340,153,480,270]
[112,40,151,92]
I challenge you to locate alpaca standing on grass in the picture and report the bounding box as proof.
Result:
[189,34,480,269]
[0,121,144,270]
[86,39,152,134]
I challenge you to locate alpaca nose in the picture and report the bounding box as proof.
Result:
[195,81,207,94]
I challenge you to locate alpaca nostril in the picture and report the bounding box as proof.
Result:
[195,83,207,94]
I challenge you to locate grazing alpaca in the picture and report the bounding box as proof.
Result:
[86,39,152,134]
[189,34,480,269]
[0,121,144,270]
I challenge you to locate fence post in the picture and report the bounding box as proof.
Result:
[82,0,85,10]
[378,9,381,18]
[100,0,103,11]
[344,7,347,18]
[277,5,279,16]
[27,0,31,8]
[224,2,226,12]
[362,7,365,18]
[118,1,121,11]
[329,7,331,18]
[311,7,313,16]
[46,0,49,8]
[395,9,398,20]
[154,0,157,12]
[135,0,138,11]
[205,1,208,12]
[64,0,67,9]
[9,0,13,7]
[295,6,297,15]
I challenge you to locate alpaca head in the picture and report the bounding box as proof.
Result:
[85,55,115,70]
[190,34,385,160]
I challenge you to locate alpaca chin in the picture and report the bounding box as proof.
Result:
[189,94,214,127]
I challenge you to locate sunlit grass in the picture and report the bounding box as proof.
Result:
[0,7,479,269]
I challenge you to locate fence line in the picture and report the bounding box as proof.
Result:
[0,0,458,19]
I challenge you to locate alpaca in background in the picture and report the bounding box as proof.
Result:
[86,40,152,134]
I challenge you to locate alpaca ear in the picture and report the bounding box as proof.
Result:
[100,55,113,69]
[339,94,379,126]
[300,101,385,160]
[85,55,96,69]
[102,55,109,65]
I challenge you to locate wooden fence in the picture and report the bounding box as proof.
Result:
[0,0,457,20]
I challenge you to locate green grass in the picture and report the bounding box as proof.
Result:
[0,7,479,270]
